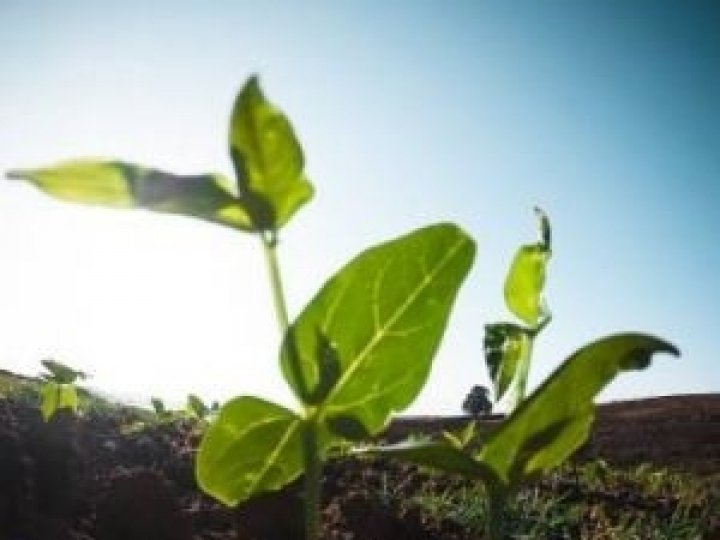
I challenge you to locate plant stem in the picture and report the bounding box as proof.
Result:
[259,230,322,540]
[513,337,534,408]
[261,231,290,332]
[303,414,322,540]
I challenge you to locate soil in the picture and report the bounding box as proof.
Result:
[0,392,718,540]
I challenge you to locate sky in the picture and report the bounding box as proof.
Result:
[0,1,717,415]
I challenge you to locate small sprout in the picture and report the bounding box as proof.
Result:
[39,358,87,421]
[150,397,173,420]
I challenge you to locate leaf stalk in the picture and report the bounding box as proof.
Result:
[261,230,290,332]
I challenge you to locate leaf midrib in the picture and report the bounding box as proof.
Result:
[322,234,469,417]
[244,416,301,496]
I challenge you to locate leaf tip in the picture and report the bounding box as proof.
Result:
[619,335,680,371]
[6,169,28,181]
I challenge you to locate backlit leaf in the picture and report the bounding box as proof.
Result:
[229,76,313,230]
[41,358,87,384]
[478,333,679,491]
[40,382,79,421]
[281,223,475,434]
[196,397,313,506]
[8,160,253,230]
[504,244,548,326]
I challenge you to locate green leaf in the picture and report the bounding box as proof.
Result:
[150,397,167,417]
[229,76,313,230]
[186,393,209,419]
[281,223,475,434]
[503,243,548,326]
[477,333,679,491]
[8,160,253,231]
[326,414,373,441]
[503,209,552,326]
[442,420,478,450]
[40,382,79,421]
[196,397,312,507]
[283,328,342,405]
[369,440,498,486]
[41,358,87,384]
[483,323,531,402]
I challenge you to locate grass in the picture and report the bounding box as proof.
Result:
[408,460,718,539]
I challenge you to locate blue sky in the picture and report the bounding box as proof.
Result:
[0,1,717,413]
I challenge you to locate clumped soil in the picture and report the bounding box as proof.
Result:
[0,392,718,540]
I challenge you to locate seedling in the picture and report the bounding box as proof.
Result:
[38,358,87,421]
[150,396,173,420]
[370,215,677,538]
[6,76,678,540]
[375,333,679,538]
[184,393,219,425]
[484,207,552,412]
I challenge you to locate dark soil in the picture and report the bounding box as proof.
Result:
[0,392,718,540]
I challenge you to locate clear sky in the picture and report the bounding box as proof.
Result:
[0,1,717,414]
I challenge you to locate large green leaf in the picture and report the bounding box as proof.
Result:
[196,397,309,506]
[229,76,313,230]
[478,333,679,491]
[8,160,253,230]
[281,223,475,434]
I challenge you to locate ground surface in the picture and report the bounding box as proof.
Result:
[0,387,718,540]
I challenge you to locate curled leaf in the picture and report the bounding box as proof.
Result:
[478,333,679,491]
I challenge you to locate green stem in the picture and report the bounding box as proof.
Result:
[261,231,290,332]
[514,337,533,406]
[303,415,322,540]
[259,230,322,540]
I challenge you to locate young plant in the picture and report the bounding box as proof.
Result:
[185,393,219,425]
[6,76,678,540]
[484,207,551,411]
[6,76,474,538]
[369,212,677,539]
[150,396,173,420]
[38,358,87,421]
[374,335,678,539]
